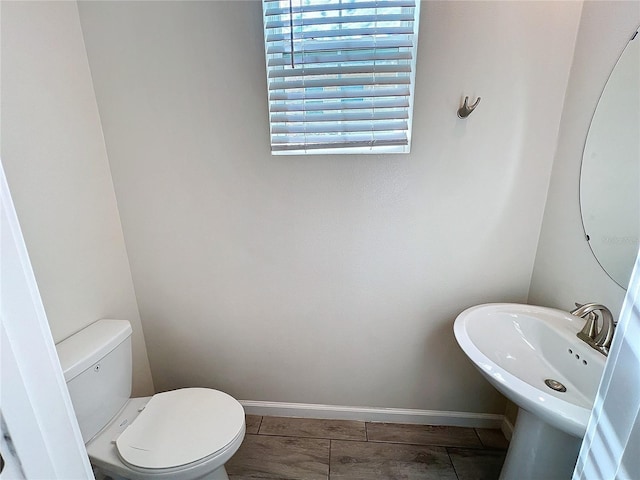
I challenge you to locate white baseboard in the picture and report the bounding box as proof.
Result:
[239,400,504,429]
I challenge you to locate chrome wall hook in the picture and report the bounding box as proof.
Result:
[457,96,481,118]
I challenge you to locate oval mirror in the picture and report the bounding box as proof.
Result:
[580,29,639,289]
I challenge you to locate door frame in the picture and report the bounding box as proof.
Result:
[1,160,92,479]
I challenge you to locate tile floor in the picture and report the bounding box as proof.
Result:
[226,415,508,480]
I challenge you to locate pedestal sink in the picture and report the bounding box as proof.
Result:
[454,303,606,480]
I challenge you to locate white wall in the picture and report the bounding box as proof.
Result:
[1,1,154,396]
[77,0,580,414]
[533,6,640,472]
[529,1,640,317]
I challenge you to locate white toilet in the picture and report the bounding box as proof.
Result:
[56,319,245,480]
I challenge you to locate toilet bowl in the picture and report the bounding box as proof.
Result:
[56,320,245,480]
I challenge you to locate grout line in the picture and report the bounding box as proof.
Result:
[365,421,369,442]
[328,439,332,480]
[473,427,485,448]
[366,438,487,449]
[256,415,264,435]
[252,431,365,442]
[446,447,462,480]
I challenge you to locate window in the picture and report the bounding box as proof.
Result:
[262,0,420,155]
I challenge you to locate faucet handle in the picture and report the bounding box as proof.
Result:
[570,302,587,315]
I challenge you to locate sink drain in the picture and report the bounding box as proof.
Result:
[545,379,567,393]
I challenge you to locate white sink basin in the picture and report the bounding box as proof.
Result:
[454,303,606,438]
[454,303,611,479]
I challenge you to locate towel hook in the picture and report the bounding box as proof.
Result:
[457,96,481,118]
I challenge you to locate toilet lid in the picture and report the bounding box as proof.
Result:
[116,388,244,470]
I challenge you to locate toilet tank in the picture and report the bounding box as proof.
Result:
[56,319,132,443]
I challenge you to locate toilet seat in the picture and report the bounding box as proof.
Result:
[116,388,245,470]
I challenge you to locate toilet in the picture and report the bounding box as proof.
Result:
[56,319,245,480]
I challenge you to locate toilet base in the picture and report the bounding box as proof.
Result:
[202,466,229,480]
[95,465,230,480]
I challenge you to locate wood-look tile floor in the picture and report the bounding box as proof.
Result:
[226,415,508,480]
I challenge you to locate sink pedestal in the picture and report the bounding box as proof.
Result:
[500,408,581,480]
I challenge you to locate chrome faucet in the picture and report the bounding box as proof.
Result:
[570,303,616,355]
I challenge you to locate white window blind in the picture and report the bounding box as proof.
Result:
[262,0,420,155]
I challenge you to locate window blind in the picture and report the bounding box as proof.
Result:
[262,0,420,154]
